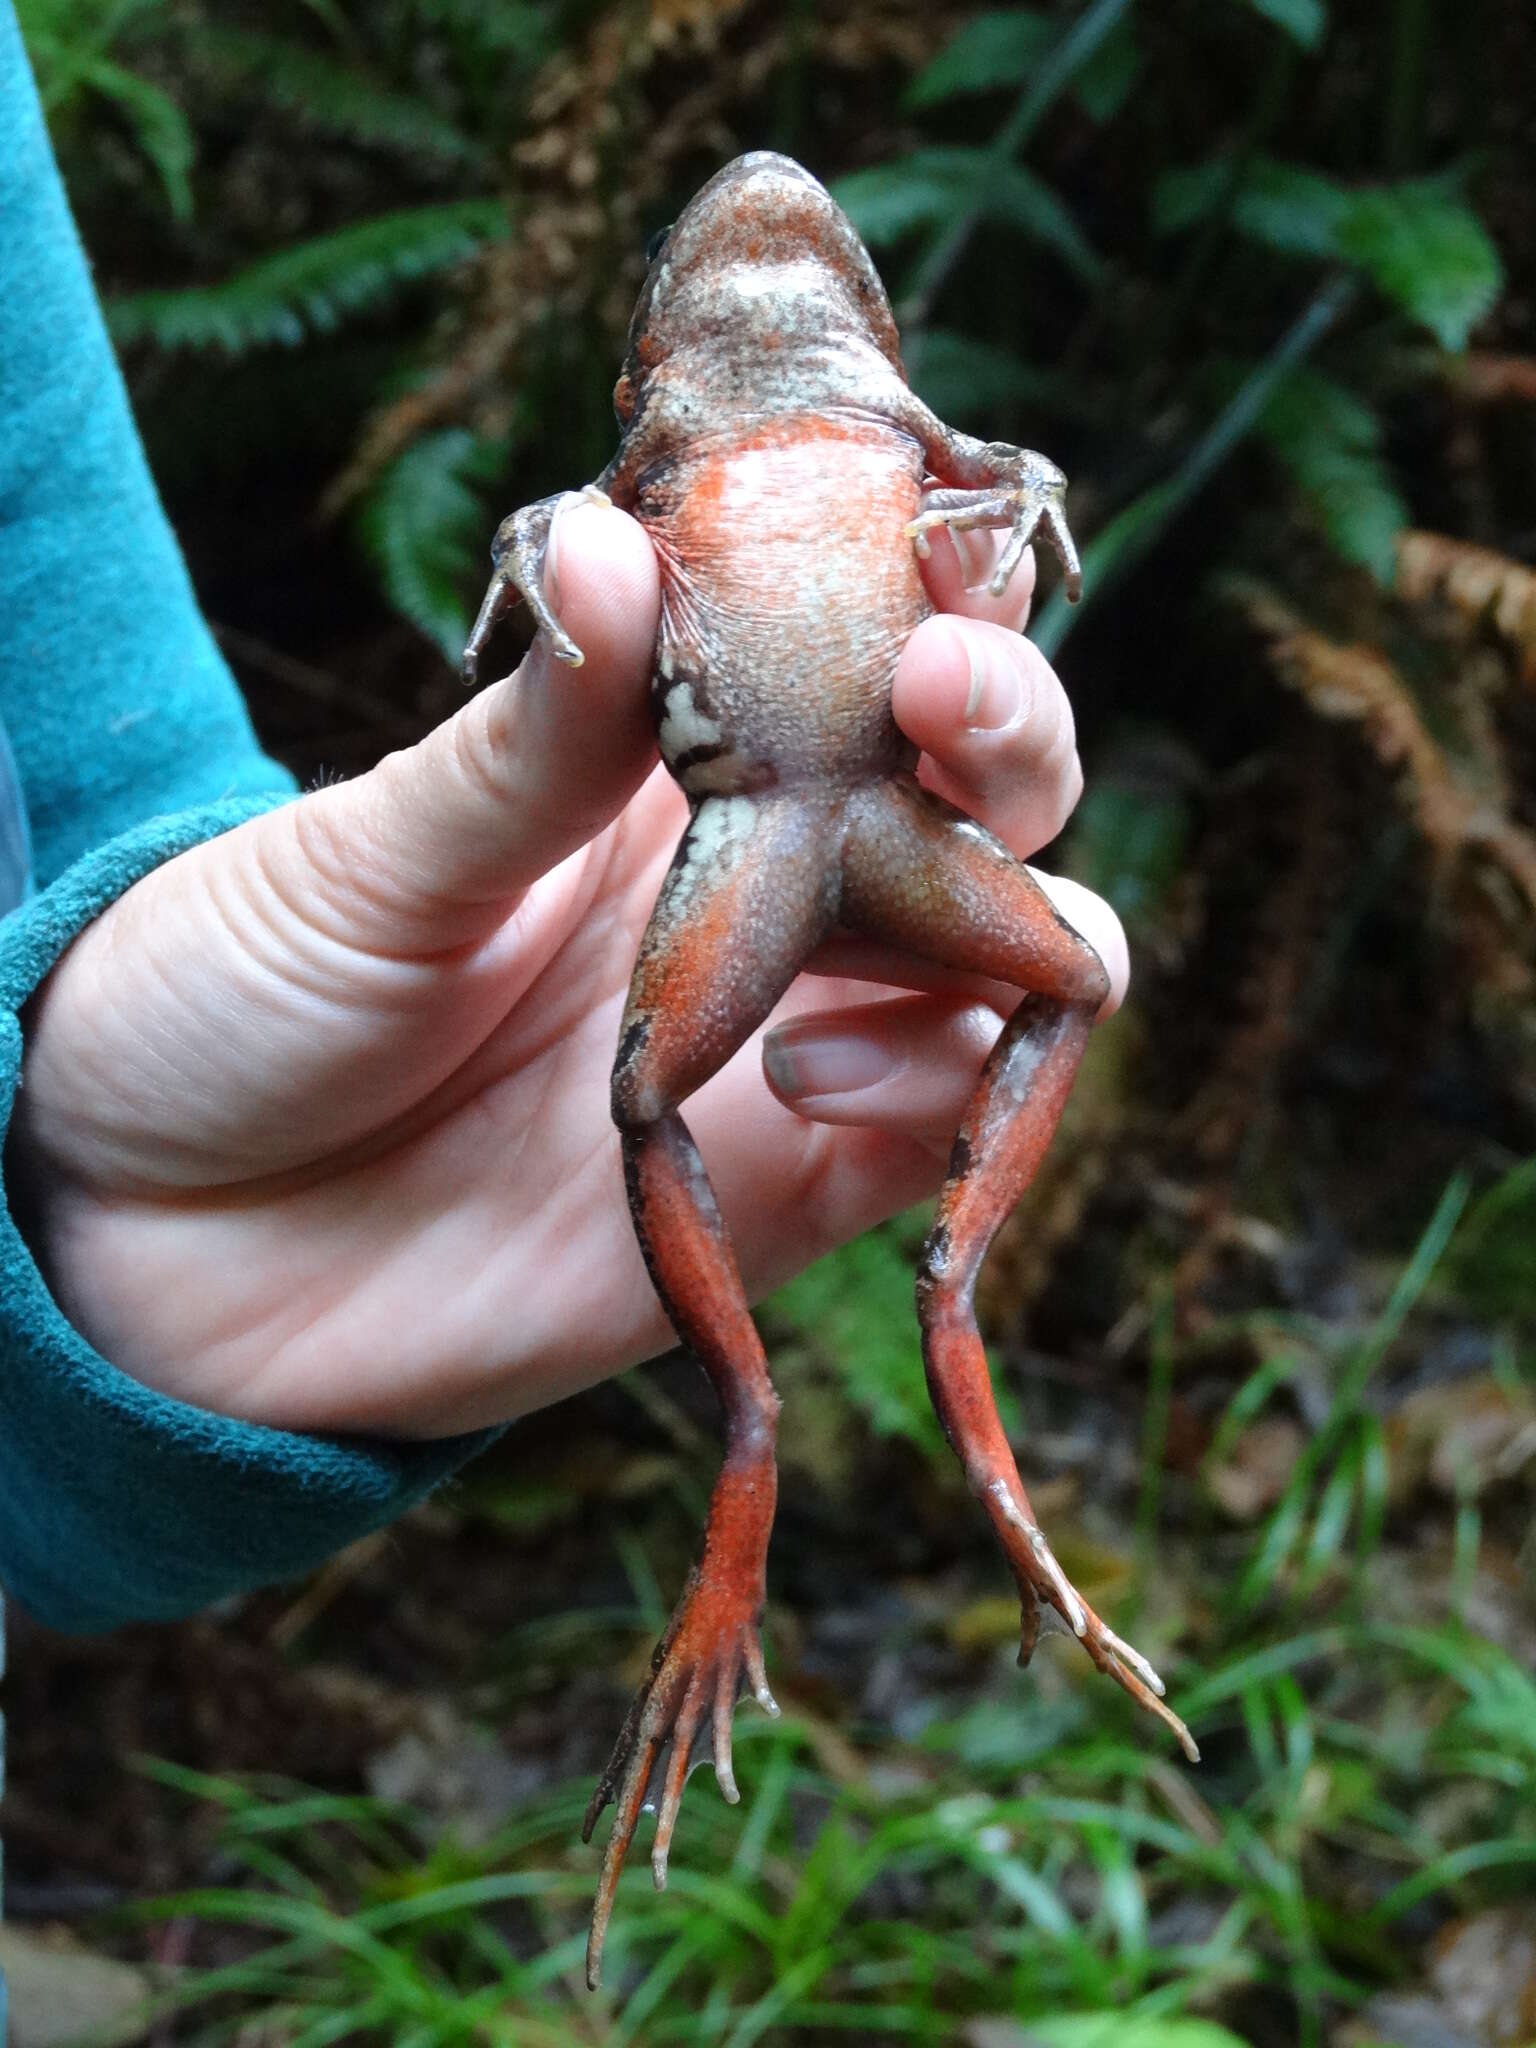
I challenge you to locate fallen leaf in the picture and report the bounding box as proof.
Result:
[1387,1375,1536,1505]
[1205,1417,1307,1519]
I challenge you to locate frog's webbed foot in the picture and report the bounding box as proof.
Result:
[583,1563,779,1987]
[906,447,1081,603]
[460,484,611,685]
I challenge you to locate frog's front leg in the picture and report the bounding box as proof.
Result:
[587,789,841,1988]
[459,483,613,682]
[891,394,1083,603]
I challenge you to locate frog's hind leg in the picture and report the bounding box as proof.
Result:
[587,789,840,1988]
[840,777,1197,1761]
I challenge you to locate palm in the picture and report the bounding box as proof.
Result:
[23,762,936,1437]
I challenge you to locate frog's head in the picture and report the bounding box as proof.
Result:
[613,152,901,424]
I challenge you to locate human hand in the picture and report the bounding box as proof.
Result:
[10,502,1125,1438]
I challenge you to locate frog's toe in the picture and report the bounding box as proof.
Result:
[987,1479,1198,1761]
[647,1672,710,1890]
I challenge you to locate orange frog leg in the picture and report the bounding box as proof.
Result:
[587,789,840,1988]
[840,777,1198,1761]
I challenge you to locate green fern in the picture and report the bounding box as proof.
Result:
[178,24,478,162]
[353,428,509,663]
[106,199,508,353]
[835,148,1103,286]
[1155,157,1502,349]
[1258,367,1408,581]
[765,1215,960,1456]
[904,8,1142,126]
[18,0,194,219]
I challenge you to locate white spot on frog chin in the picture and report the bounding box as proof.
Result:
[658,680,724,759]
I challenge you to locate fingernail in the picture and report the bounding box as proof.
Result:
[764,1024,900,1100]
[962,641,1024,730]
[951,529,995,592]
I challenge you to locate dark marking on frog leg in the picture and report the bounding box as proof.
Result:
[614,1017,649,1082]
[840,777,1197,1761]
[587,791,840,1988]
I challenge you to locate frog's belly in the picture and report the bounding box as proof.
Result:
[640,415,929,795]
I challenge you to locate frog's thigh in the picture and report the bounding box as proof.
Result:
[613,791,839,1124]
[838,776,1107,999]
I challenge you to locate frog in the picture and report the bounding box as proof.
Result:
[462,151,1197,1988]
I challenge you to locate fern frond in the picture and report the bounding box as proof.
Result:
[18,0,194,221]
[836,148,1103,286]
[76,51,194,218]
[767,1220,947,1456]
[1259,368,1407,582]
[1155,158,1502,349]
[353,428,508,662]
[179,25,477,161]
[403,0,553,58]
[106,200,508,354]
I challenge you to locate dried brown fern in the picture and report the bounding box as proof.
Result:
[1397,530,1536,688]
[1237,579,1536,1013]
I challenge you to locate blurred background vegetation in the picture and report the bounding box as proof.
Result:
[6,0,1535,2042]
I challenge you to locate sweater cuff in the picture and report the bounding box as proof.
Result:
[0,797,498,1632]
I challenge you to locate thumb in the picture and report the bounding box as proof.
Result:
[289,497,660,954]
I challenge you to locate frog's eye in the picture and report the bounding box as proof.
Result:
[645,225,673,264]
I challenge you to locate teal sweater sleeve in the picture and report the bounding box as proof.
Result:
[0,3,492,1631]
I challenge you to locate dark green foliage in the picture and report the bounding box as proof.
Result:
[354,427,511,661]
[1155,157,1502,347]
[765,1215,952,1455]
[1257,368,1409,582]
[904,7,1143,125]
[1240,0,1327,51]
[15,13,1532,2037]
[910,329,1057,425]
[179,24,481,160]
[19,0,195,218]
[836,148,1104,286]
[1212,1178,1467,1616]
[24,0,1507,659]
[108,201,509,353]
[1060,772,1195,934]
[1440,1157,1536,1326]
[1333,179,1504,350]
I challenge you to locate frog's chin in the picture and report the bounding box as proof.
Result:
[631,150,902,378]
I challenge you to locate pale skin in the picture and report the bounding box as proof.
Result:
[9,499,1125,1442]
